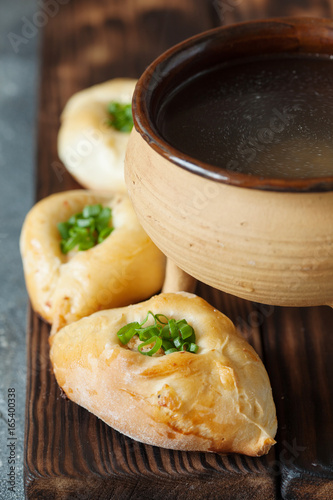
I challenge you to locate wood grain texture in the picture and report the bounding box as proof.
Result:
[214,0,333,26]
[201,285,333,500]
[25,0,333,498]
[262,306,333,500]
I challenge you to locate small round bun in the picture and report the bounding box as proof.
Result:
[50,292,277,455]
[58,78,137,191]
[20,190,165,331]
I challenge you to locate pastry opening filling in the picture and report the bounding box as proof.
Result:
[107,101,133,132]
[57,203,113,254]
[117,311,199,356]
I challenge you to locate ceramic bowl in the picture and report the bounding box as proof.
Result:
[125,17,333,307]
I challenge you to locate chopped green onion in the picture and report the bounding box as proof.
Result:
[168,319,178,338]
[173,337,183,350]
[98,227,113,244]
[116,311,199,356]
[187,333,196,345]
[82,204,102,218]
[68,214,78,225]
[76,217,95,228]
[160,324,171,339]
[162,339,174,351]
[107,101,134,132]
[79,240,95,251]
[70,227,88,236]
[96,207,112,232]
[176,319,187,328]
[138,336,162,356]
[117,322,141,344]
[57,203,113,254]
[61,234,82,253]
[179,323,194,340]
[140,311,156,327]
[139,325,160,338]
[164,348,178,355]
[189,343,199,353]
[57,222,70,239]
[154,313,169,325]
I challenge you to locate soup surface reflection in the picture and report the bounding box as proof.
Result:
[157,55,333,179]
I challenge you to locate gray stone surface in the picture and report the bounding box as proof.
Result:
[0,1,39,498]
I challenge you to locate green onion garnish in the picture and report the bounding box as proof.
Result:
[116,311,199,356]
[58,204,113,254]
[117,322,141,344]
[107,101,134,132]
[164,348,178,355]
[138,336,162,356]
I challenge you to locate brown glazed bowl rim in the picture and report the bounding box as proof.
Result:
[133,17,333,192]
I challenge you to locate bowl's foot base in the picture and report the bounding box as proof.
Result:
[162,258,197,294]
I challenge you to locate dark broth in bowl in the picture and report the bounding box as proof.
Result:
[157,55,333,179]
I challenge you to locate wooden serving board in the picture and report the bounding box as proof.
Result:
[24,1,333,498]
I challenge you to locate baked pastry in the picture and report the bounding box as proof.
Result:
[20,190,165,332]
[49,292,277,455]
[58,78,137,191]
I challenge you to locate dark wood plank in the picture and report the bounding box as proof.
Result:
[25,300,278,500]
[220,4,333,498]
[213,0,333,26]
[36,0,219,201]
[24,0,333,498]
[25,1,278,498]
[200,284,333,499]
[262,306,333,500]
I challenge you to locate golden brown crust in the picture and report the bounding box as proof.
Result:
[58,78,137,191]
[49,292,277,455]
[20,190,165,330]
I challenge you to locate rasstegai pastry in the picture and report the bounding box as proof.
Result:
[50,292,277,455]
[58,78,137,191]
[20,190,165,332]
